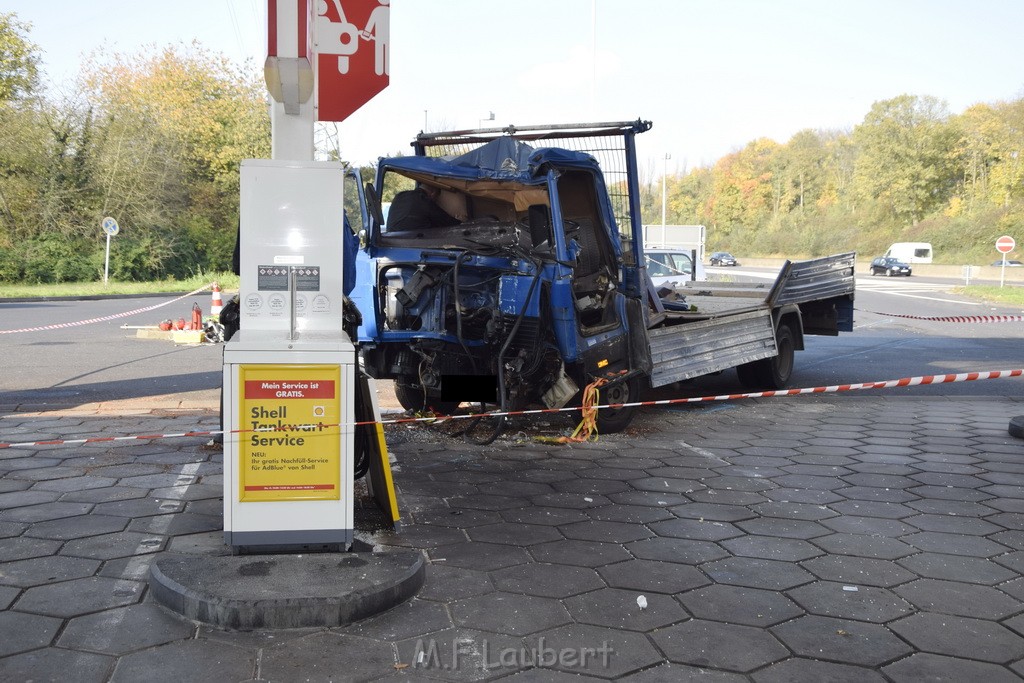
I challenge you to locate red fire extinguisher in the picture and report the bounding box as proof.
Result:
[191,302,203,331]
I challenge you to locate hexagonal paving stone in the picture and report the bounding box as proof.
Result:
[127,512,222,536]
[59,486,149,504]
[720,535,822,562]
[904,513,1002,535]
[820,515,916,537]
[24,513,129,540]
[450,591,571,636]
[762,488,844,505]
[586,504,675,524]
[564,587,687,632]
[492,562,604,598]
[897,553,1016,585]
[430,541,531,572]
[598,559,708,594]
[895,578,1020,619]
[416,565,494,603]
[800,554,915,588]
[702,557,814,591]
[111,638,254,682]
[751,658,887,683]
[0,610,63,657]
[417,509,503,528]
[620,662,747,682]
[559,520,651,544]
[669,502,758,523]
[882,653,1021,683]
[14,576,144,618]
[467,523,564,546]
[810,532,916,560]
[751,501,838,521]
[679,584,802,627]
[60,531,165,560]
[0,554,101,587]
[647,518,742,542]
[0,647,114,683]
[523,623,663,679]
[94,498,185,518]
[499,506,589,526]
[531,492,612,509]
[346,598,454,641]
[0,536,61,561]
[58,602,195,654]
[395,627,527,681]
[381,524,469,550]
[901,531,1009,557]
[625,537,729,565]
[651,619,788,672]
[787,581,914,622]
[628,477,706,495]
[771,615,912,667]
[117,472,199,489]
[890,612,1024,663]
[32,475,117,493]
[529,539,632,567]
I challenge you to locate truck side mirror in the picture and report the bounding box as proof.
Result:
[364,182,385,228]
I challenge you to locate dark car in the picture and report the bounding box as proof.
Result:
[709,251,738,266]
[991,259,1023,267]
[870,256,912,276]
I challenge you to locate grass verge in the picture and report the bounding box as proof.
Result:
[0,273,240,299]
[956,284,1024,307]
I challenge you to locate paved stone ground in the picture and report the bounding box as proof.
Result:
[1,394,1024,681]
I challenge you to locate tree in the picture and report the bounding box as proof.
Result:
[0,12,40,102]
[852,95,961,224]
[80,42,270,273]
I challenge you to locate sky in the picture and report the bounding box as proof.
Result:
[8,0,1024,176]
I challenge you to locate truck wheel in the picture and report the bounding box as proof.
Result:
[394,380,459,415]
[595,375,642,434]
[759,323,796,389]
[736,323,796,391]
[394,381,426,412]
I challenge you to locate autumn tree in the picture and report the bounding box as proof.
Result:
[852,95,961,225]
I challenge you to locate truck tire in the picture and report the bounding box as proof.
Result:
[595,375,642,434]
[394,380,426,412]
[736,323,796,391]
[394,379,459,415]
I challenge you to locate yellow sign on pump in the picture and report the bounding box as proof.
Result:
[239,364,342,502]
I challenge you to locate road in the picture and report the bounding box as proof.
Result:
[1,270,1022,411]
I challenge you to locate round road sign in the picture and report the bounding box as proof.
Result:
[102,216,119,236]
[996,235,1015,254]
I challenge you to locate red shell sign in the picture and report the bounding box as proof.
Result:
[314,0,390,122]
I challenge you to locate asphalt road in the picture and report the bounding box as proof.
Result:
[1,271,1022,411]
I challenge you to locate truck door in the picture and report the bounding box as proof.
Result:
[554,169,624,336]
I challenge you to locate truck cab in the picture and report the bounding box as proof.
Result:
[351,124,650,434]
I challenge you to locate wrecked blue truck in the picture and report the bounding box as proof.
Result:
[350,120,855,435]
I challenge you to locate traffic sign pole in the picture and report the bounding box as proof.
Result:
[101,216,120,286]
[996,235,1015,288]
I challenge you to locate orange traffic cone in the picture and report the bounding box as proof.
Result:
[210,283,223,317]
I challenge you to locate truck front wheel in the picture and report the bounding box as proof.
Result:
[394,379,459,415]
[594,375,642,434]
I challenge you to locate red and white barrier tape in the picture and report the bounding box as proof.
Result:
[2,369,1021,450]
[861,310,1023,323]
[0,283,216,335]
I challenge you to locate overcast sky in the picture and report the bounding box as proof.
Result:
[9,0,1024,174]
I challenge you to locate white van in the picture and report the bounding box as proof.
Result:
[885,242,933,264]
